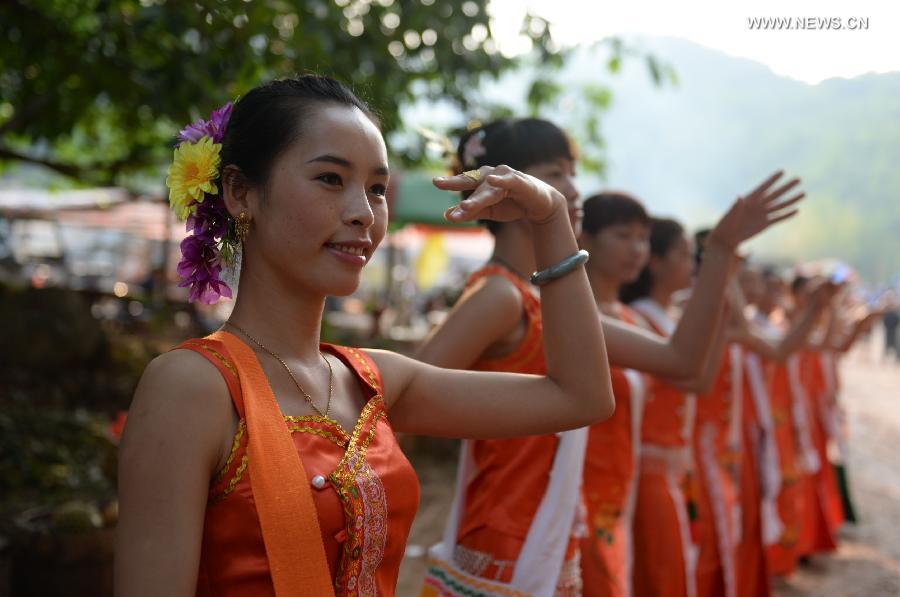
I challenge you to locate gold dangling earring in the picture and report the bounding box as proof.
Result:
[235,211,250,244]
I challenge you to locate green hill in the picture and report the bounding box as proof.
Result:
[566,36,900,281]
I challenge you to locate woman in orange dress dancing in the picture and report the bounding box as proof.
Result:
[115,76,617,597]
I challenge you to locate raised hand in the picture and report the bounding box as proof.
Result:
[809,279,840,308]
[708,170,805,250]
[433,165,566,225]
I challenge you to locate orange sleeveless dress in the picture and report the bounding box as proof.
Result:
[735,354,772,597]
[581,305,644,597]
[453,264,582,595]
[794,350,841,556]
[629,300,697,597]
[765,361,804,576]
[180,337,420,596]
[693,348,742,597]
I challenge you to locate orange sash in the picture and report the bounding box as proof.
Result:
[210,331,335,597]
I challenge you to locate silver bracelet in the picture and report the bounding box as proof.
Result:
[530,250,590,286]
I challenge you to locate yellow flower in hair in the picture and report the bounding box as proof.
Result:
[165,136,222,220]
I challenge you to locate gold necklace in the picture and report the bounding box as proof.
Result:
[225,321,334,418]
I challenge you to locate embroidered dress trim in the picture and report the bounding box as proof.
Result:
[212,419,246,486]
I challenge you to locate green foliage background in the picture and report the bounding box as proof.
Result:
[1,0,561,183]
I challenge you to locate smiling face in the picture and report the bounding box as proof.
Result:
[524,157,581,234]
[241,103,389,297]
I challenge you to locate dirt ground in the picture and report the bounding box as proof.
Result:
[396,337,900,596]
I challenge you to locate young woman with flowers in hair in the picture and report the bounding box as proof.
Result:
[417,116,805,596]
[114,75,619,597]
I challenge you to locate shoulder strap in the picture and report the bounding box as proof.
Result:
[466,264,541,320]
[175,338,246,418]
[207,331,335,597]
[466,264,527,294]
[630,298,674,336]
[618,303,638,326]
[325,344,384,396]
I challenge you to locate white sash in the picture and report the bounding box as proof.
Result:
[631,298,676,336]
[817,351,846,464]
[726,344,744,546]
[622,369,646,597]
[430,428,588,597]
[787,355,821,474]
[697,422,736,597]
[744,352,784,546]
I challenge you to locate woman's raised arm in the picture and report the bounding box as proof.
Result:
[605,170,805,378]
[381,166,614,438]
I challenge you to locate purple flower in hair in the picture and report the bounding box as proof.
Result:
[176,235,233,304]
[185,195,230,240]
[170,99,239,304]
[178,101,233,144]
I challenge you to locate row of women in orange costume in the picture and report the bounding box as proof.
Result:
[418,116,881,597]
[735,266,880,585]
[415,116,818,597]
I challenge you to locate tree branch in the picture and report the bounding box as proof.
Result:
[0,146,85,179]
[0,145,151,185]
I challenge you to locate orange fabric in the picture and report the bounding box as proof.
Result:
[765,363,801,576]
[632,469,691,597]
[637,311,692,448]
[693,353,739,597]
[802,351,844,536]
[794,475,836,558]
[581,367,634,597]
[581,304,641,597]
[211,330,334,597]
[180,338,419,596]
[735,369,771,597]
[794,351,838,557]
[630,305,693,597]
[455,264,581,583]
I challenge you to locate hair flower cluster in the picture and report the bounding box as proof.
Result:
[462,129,486,168]
[166,136,222,220]
[164,101,236,304]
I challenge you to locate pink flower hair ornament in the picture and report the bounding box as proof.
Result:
[165,101,237,304]
[461,129,486,168]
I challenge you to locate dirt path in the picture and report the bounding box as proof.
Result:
[397,341,900,596]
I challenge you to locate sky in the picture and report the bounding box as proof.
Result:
[488,0,900,83]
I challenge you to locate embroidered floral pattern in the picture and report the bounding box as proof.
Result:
[587,500,622,545]
[355,457,389,596]
[331,400,387,596]
[193,339,395,593]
